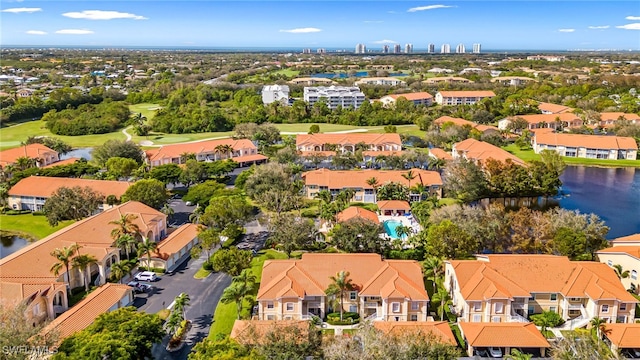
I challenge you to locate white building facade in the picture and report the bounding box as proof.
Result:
[303,86,365,109]
[261,85,290,105]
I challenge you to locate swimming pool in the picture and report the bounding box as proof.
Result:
[383,220,406,239]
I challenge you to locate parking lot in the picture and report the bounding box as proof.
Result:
[236,231,269,252]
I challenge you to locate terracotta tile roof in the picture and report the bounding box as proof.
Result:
[302,168,442,189]
[0,144,57,167]
[534,132,638,150]
[537,102,573,114]
[289,77,335,84]
[373,321,456,345]
[41,157,81,168]
[428,148,453,160]
[336,206,379,224]
[425,77,473,83]
[0,201,165,298]
[233,154,268,163]
[41,283,132,342]
[453,139,526,166]
[449,255,637,302]
[611,233,640,244]
[154,224,199,260]
[599,112,640,122]
[8,176,132,198]
[296,133,401,147]
[257,254,428,301]
[435,116,499,133]
[459,322,550,348]
[510,112,582,125]
[145,138,258,162]
[437,91,495,98]
[377,200,410,211]
[0,280,66,307]
[230,320,309,344]
[385,92,433,101]
[596,246,640,259]
[603,323,640,348]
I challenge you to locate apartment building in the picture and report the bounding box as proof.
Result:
[145,138,267,167]
[459,322,550,358]
[289,77,335,86]
[8,176,132,211]
[355,43,367,54]
[490,76,536,86]
[354,77,406,86]
[424,76,473,85]
[296,133,401,156]
[532,132,638,160]
[434,116,500,134]
[441,44,451,54]
[427,43,435,53]
[498,113,583,131]
[434,91,496,105]
[261,84,290,105]
[303,86,366,109]
[597,233,640,294]
[599,112,640,128]
[537,102,573,114]
[472,43,481,53]
[452,138,526,166]
[257,253,429,322]
[379,92,433,107]
[0,143,60,169]
[455,43,466,54]
[445,255,638,326]
[301,168,443,202]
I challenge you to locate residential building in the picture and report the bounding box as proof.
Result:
[355,43,367,54]
[336,206,379,224]
[230,320,310,345]
[142,223,200,272]
[440,44,451,54]
[144,138,267,167]
[303,86,365,109]
[40,283,134,342]
[296,133,402,159]
[472,43,481,53]
[261,85,290,105]
[257,253,429,321]
[393,44,402,54]
[377,200,411,216]
[424,76,473,85]
[289,77,335,86]
[316,48,326,54]
[445,255,638,326]
[458,322,550,358]
[0,201,166,324]
[355,77,406,87]
[0,144,60,169]
[596,233,640,293]
[455,43,465,53]
[427,43,435,53]
[427,67,454,74]
[301,168,443,202]
[16,88,35,98]
[537,102,573,114]
[532,132,638,160]
[497,113,583,131]
[428,148,453,161]
[373,321,457,344]
[526,55,566,62]
[599,112,640,128]
[404,43,413,54]
[7,176,132,212]
[603,323,640,356]
[434,116,500,135]
[301,48,311,54]
[379,92,433,107]
[490,76,536,86]
[382,45,389,53]
[434,90,496,105]
[452,138,526,166]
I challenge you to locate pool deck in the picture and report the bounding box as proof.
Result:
[379,215,421,239]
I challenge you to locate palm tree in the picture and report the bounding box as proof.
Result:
[189,205,204,224]
[179,152,196,163]
[395,225,412,240]
[109,214,140,241]
[221,283,248,320]
[590,317,607,339]
[214,144,228,161]
[220,144,234,160]
[15,156,36,171]
[431,286,452,321]
[173,292,191,321]
[613,264,630,280]
[138,237,158,270]
[505,349,533,360]
[114,234,137,260]
[123,258,138,282]
[72,254,98,292]
[325,271,355,321]
[423,257,444,293]
[160,204,175,222]
[366,177,379,202]
[402,170,417,191]
[233,269,257,290]
[50,243,81,288]
[110,261,129,283]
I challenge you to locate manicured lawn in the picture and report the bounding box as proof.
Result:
[276,123,372,134]
[342,329,357,335]
[128,103,161,120]
[503,144,640,167]
[0,214,74,240]
[502,144,542,162]
[194,267,212,279]
[129,131,234,146]
[368,124,426,138]
[272,69,300,77]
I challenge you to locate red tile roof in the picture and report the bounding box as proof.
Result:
[373,321,457,345]
[302,168,442,189]
[385,92,433,101]
[336,206,379,224]
[534,132,638,150]
[230,320,310,344]
[611,233,640,244]
[453,138,526,166]
[377,200,410,211]
[145,138,258,162]
[435,116,499,133]
[596,246,640,259]
[537,102,573,114]
[0,144,57,167]
[604,323,640,348]
[41,157,81,168]
[154,224,199,260]
[428,148,453,160]
[510,113,582,126]
[459,322,550,348]
[8,176,132,198]
[437,91,496,98]
[296,133,401,147]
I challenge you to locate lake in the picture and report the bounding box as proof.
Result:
[311,71,408,79]
[558,166,640,239]
[0,233,29,259]
[61,147,93,160]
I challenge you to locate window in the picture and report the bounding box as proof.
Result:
[286,303,294,312]
[411,302,420,311]
[550,307,557,313]
[473,314,482,322]
[494,302,504,314]
[349,305,357,313]
[602,304,609,313]
[349,291,357,301]
[632,270,638,280]
[550,293,557,301]
[473,302,481,312]
[392,302,401,313]
[410,314,418,321]
[529,294,536,301]
[267,315,275,320]
[266,302,274,309]
[620,303,627,311]
[607,260,613,266]
[492,316,501,323]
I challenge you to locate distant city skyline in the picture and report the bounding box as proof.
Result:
[1,1,639,50]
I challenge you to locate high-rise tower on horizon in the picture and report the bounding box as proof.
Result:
[393,44,402,54]
[355,43,366,54]
[404,43,413,54]
[427,43,435,53]
[456,43,466,54]
[382,45,389,53]
[472,43,481,53]
[441,43,451,54]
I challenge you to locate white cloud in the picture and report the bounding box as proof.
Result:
[62,10,147,20]
[279,27,322,33]
[55,29,94,35]
[26,30,47,35]
[625,16,640,21]
[558,28,575,33]
[363,20,384,23]
[616,23,640,30]
[588,25,609,29]
[387,11,397,14]
[1,7,42,13]
[407,5,455,12]
[373,39,397,44]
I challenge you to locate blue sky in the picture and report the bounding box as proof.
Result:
[1,1,639,50]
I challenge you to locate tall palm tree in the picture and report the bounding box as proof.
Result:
[173,292,191,321]
[431,286,452,321]
[180,152,196,163]
[115,234,137,260]
[613,264,630,280]
[423,257,444,292]
[110,261,129,283]
[72,254,98,292]
[366,177,379,202]
[50,243,81,288]
[590,317,607,339]
[214,144,227,161]
[402,170,416,191]
[220,144,234,160]
[160,204,175,222]
[395,225,412,240]
[221,283,248,320]
[123,258,139,282]
[138,237,158,270]
[325,271,355,321]
[109,214,140,241]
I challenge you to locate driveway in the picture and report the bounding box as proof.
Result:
[133,253,231,360]
[167,198,196,227]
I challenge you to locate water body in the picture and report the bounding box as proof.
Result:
[61,147,93,161]
[558,166,640,239]
[311,71,408,79]
[0,233,29,259]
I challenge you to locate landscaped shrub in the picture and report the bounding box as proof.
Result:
[5,210,31,215]
[138,266,165,273]
[32,211,46,216]
[203,261,213,271]
[326,312,360,325]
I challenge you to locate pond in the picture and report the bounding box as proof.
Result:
[61,147,93,161]
[0,233,30,259]
[310,71,408,79]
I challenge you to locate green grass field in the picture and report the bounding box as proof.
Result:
[0,214,74,240]
[503,144,640,167]
[128,103,161,120]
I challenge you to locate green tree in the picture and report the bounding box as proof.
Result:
[221,283,250,320]
[106,157,139,179]
[505,349,533,360]
[201,195,254,232]
[590,317,608,340]
[332,218,386,254]
[426,220,476,259]
[402,170,417,190]
[613,264,630,279]
[376,181,409,201]
[530,310,564,332]
[268,215,317,258]
[430,286,452,321]
[443,158,488,202]
[188,338,258,360]
[109,260,129,283]
[308,124,320,134]
[0,304,59,360]
[325,271,355,321]
[138,237,158,270]
[43,186,105,226]
[72,253,98,292]
[422,256,444,292]
[552,227,588,260]
[121,179,168,209]
[191,227,220,262]
[211,247,253,276]
[183,180,227,206]
[92,139,143,166]
[50,243,81,291]
[149,164,183,185]
[109,214,141,242]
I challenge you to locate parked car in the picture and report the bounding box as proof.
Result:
[488,347,503,358]
[134,271,159,282]
[127,281,154,293]
[185,201,193,206]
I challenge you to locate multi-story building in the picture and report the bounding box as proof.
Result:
[427,43,435,53]
[301,168,443,202]
[537,102,574,114]
[316,48,326,54]
[452,138,526,166]
[145,138,267,167]
[354,77,406,86]
[445,255,638,326]
[257,253,429,321]
[599,112,640,128]
[497,113,583,131]
[261,84,290,105]
[434,90,496,105]
[355,43,367,54]
[597,233,640,294]
[456,43,466,53]
[296,133,401,157]
[302,48,311,54]
[435,116,499,135]
[303,86,365,109]
[440,43,451,53]
[0,143,60,169]
[404,43,413,54]
[424,76,473,85]
[379,92,433,107]
[382,45,389,53]
[393,44,402,54]
[289,77,335,86]
[7,176,132,212]
[472,43,481,53]
[532,132,638,160]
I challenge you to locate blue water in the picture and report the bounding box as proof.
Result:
[559,166,640,239]
[61,147,93,160]
[383,220,405,239]
[0,234,28,259]
[311,71,408,79]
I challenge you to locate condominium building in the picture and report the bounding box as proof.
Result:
[355,43,367,54]
[596,233,640,294]
[382,45,389,53]
[145,138,267,167]
[354,77,406,86]
[456,43,466,54]
[440,43,451,54]
[393,44,402,54]
[434,90,496,105]
[404,43,413,54]
[427,43,435,53]
[296,133,402,155]
[497,113,583,131]
[303,86,365,109]
[452,138,526,167]
[379,92,433,107]
[261,84,290,105]
[0,143,60,169]
[532,132,638,160]
[472,43,482,53]
[302,48,311,54]
[316,48,326,54]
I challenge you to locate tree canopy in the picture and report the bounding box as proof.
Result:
[121,179,168,209]
[44,186,105,226]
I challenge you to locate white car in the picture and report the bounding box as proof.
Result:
[488,347,503,358]
[134,271,158,282]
